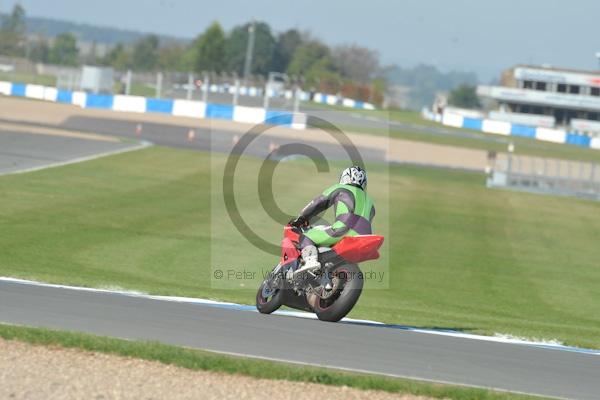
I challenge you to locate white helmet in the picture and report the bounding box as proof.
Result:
[340,166,367,190]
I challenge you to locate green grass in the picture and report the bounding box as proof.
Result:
[0,324,544,400]
[114,82,156,97]
[348,124,600,163]
[1,146,600,349]
[0,71,57,86]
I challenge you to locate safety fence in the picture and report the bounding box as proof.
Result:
[422,109,600,150]
[487,154,600,201]
[0,81,307,129]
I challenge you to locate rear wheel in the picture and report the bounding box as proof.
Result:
[314,263,363,322]
[256,276,283,314]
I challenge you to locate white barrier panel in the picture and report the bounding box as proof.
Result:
[326,95,338,105]
[25,84,45,100]
[482,119,511,136]
[342,98,356,108]
[571,118,600,134]
[72,91,87,108]
[364,103,376,111]
[489,111,555,128]
[442,112,464,128]
[536,127,566,143]
[233,106,266,124]
[590,137,600,150]
[0,81,12,95]
[292,113,307,130]
[113,95,147,113]
[43,87,58,102]
[172,99,206,118]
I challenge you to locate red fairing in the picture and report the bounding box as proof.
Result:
[280,226,300,265]
[333,235,385,264]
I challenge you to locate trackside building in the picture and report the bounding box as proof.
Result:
[477,65,600,136]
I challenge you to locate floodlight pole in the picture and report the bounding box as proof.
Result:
[243,20,256,87]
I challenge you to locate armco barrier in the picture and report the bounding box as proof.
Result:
[424,109,598,150]
[0,81,307,130]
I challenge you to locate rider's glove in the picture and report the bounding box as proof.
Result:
[289,216,309,228]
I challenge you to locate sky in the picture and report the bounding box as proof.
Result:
[2,0,599,81]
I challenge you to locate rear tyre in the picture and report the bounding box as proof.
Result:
[256,279,283,314]
[315,263,364,322]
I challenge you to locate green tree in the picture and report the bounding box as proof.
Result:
[225,21,276,76]
[49,33,79,66]
[286,40,330,76]
[28,38,50,63]
[272,29,302,73]
[287,40,342,90]
[99,43,132,70]
[132,35,159,71]
[158,42,188,71]
[448,84,481,109]
[0,3,26,56]
[191,22,225,73]
[332,44,379,84]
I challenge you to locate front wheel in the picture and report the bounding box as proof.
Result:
[256,277,283,314]
[314,263,364,322]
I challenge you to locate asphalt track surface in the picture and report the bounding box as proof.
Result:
[2,116,599,399]
[59,116,387,163]
[0,128,137,174]
[1,279,600,400]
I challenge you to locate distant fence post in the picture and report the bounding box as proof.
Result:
[186,72,194,100]
[202,72,209,103]
[125,70,132,95]
[233,78,240,106]
[156,72,163,99]
[293,86,300,113]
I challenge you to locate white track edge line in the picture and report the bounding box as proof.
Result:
[0,140,153,176]
[1,277,599,356]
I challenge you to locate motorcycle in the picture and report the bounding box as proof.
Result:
[256,224,384,322]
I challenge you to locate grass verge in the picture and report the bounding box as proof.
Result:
[0,71,57,86]
[0,324,544,400]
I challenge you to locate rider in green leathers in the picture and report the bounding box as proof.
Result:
[290,166,375,274]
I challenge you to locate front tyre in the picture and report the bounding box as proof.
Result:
[315,263,364,322]
[256,279,283,314]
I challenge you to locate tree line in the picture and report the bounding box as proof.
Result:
[0,4,384,103]
[0,4,79,65]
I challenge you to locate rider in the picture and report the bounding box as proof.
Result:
[290,166,375,274]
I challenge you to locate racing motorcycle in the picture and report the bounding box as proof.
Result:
[256,224,384,322]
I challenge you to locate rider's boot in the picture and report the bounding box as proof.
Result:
[294,245,321,276]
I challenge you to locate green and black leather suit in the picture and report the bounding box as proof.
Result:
[299,183,376,248]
